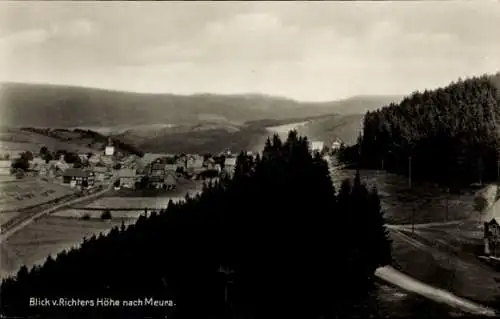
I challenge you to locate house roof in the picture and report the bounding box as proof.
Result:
[0,160,12,168]
[142,153,168,165]
[188,158,204,167]
[118,168,136,177]
[93,166,108,173]
[224,157,237,166]
[63,168,91,178]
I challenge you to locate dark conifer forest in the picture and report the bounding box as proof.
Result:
[339,74,500,187]
[0,131,391,319]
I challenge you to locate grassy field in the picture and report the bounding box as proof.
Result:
[0,178,77,223]
[374,282,469,317]
[0,216,130,279]
[390,224,500,306]
[52,209,145,219]
[331,169,476,225]
[0,176,203,279]
[111,178,203,197]
[78,195,186,210]
[0,128,94,155]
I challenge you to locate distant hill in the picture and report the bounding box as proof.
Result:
[0,82,402,154]
[297,114,365,146]
[0,82,400,128]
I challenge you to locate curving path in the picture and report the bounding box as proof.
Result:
[375,265,498,316]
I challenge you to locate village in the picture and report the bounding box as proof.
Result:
[0,136,342,194]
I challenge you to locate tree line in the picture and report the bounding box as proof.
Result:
[338,74,500,188]
[1,131,391,319]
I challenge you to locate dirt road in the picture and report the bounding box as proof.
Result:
[375,265,497,316]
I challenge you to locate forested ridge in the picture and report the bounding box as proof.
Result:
[340,73,500,187]
[1,131,391,319]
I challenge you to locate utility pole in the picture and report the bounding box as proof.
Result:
[497,159,500,184]
[478,157,483,186]
[445,187,449,222]
[412,204,415,234]
[408,156,412,189]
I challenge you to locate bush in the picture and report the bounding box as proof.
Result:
[81,213,91,220]
[100,210,112,220]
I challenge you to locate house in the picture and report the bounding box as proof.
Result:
[62,168,95,188]
[93,166,108,182]
[0,159,12,175]
[101,156,114,167]
[78,154,90,166]
[164,157,178,172]
[119,168,137,189]
[142,153,167,165]
[165,163,177,172]
[149,159,166,188]
[88,154,101,166]
[104,138,115,156]
[29,157,46,171]
[175,156,187,169]
[187,156,204,173]
[38,162,57,177]
[164,172,177,190]
[331,139,342,151]
[49,160,70,174]
[311,141,324,153]
[224,157,237,176]
[483,204,500,257]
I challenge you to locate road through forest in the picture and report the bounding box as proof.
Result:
[326,158,498,316]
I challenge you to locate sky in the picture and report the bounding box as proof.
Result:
[0,1,499,102]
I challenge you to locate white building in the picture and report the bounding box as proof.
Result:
[311,141,324,153]
[104,138,115,156]
[0,160,12,175]
[331,139,342,150]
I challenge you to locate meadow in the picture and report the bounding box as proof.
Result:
[52,208,145,219]
[390,225,500,306]
[0,178,77,222]
[0,216,130,279]
[79,196,187,210]
[331,169,476,225]
[0,128,94,155]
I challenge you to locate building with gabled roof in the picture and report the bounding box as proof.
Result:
[62,168,95,187]
[119,168,137,189]
[0,159,12,175]
[483,200,500,257]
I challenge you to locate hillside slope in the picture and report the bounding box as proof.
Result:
[355,72,500,186]
[0,82,400,128]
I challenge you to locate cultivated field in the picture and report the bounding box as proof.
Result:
[0,177,203,279]
[0,216,129,279]
[0,178,77,222]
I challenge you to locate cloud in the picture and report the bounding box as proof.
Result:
[0,2,499,101]
[0,28,49,47]
[49,19,96,38]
